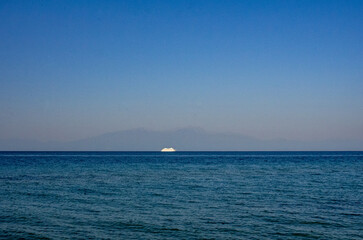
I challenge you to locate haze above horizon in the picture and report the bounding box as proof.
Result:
[0,0,362,150]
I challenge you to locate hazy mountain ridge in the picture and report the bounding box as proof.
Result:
[0,127,362,151]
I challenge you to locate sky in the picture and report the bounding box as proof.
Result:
[0,0,362,146]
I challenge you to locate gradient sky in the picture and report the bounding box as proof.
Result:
[1,0,362,143]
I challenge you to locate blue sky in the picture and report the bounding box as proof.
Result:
[0,0,362,143]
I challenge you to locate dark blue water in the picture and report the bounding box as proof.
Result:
[0,152,362,239]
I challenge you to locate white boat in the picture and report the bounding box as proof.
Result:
[161,147,176,152]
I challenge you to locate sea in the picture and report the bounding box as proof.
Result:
[0,151,362,239]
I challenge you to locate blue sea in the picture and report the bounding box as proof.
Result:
[0,152,362,239]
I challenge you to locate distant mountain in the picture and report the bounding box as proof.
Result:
[0,139,60,151]
[0,127,362,151]
[64,127,260,151]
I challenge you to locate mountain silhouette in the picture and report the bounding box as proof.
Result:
[0,127,362,151]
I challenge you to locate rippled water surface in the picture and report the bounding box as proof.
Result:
[0,152,362,239]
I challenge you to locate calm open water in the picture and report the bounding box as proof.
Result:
[0,152,362,239]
